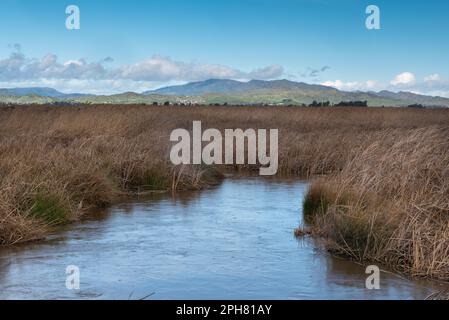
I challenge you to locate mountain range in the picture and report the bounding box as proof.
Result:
[1,79,449,107]
[144,79,337,96]
[0,87,87,99]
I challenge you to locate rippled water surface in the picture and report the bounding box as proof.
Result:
[0,178,447,299]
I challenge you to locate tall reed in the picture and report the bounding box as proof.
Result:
[1,104,449,270]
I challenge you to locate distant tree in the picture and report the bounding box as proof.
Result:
[309,100,319,107]
[334,100,368,107]
[407,103,425,109]
[163,101,170,106]
[309,100,331,107]
[152,102,158,106]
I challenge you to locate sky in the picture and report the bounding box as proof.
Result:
[0,0,448,96]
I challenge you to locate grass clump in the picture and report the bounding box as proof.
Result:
[29,193,68,224]
[141,170,168,190]
[303,182,330,218]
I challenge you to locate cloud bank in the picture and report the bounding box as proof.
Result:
[1,47,448,97]
[321,72,449,98]
[0,48,283,93]
[390,72,416,86]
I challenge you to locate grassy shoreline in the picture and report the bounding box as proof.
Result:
[301,127,449,281]
[1,104,448,281]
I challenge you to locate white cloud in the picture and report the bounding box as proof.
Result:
[390,72,416,86]
[321,74,449,98]
[424,74,441,82]
[2,47,448,98]
[63,60,84,67]
[321,79,379,91]
[115,55,283,81]
[0,49,283,92]
[0,51,108,81]
[0,49,282,82]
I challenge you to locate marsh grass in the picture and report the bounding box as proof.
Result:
[304,128,449,280]
[0,104,449,280]
[29,192,68,224]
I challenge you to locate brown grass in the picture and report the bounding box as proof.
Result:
[1,104,449,280]
[304,127,449,280]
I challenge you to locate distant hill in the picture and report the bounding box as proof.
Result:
[144,79,337,96]
[0,94,57,104]
[0,87,64,97]
[1,80,449,107]
[72,92,204,105]
[0,87,88,99]
[374,90,449,107]
[144,79,449,107]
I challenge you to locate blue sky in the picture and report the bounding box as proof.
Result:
[0,0,448,95]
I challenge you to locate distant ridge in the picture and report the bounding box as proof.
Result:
[0,87,88,99]
[1,80,449,107]
[142,79,449,107]
[144,79,337,96]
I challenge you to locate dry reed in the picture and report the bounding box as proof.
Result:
[0,104,448,281]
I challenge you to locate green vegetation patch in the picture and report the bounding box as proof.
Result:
[30,193,68,224]
[141,170,168,190]
[303,189,329,218]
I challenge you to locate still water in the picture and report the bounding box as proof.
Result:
[0,178,447,299]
